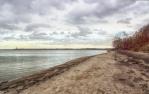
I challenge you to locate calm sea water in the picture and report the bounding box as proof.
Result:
[0,50,106,81]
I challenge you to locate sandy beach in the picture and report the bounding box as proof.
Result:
[0,51,149,94]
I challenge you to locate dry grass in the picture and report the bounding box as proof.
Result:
[113,24,149,52]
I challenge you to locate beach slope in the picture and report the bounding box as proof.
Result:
[1,52,149,94]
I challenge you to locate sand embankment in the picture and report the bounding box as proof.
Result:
[118,50,149,62]
[0,51,149,94]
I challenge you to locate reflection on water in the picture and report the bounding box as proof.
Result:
[0,50,106,81]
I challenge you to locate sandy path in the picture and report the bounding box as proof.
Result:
[2,52,148,94]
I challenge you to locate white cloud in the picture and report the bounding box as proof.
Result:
[0,0,148,48]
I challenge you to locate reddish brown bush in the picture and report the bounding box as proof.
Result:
[113,24,149,51]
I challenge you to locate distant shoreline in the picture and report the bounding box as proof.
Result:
[0,48,113,50]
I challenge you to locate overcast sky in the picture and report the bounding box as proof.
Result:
[0,0,149,49]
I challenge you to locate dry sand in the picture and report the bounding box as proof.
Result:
[1,52,149,94]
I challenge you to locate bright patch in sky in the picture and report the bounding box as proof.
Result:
[0,0,149,48]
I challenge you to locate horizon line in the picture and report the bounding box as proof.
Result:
[0,48,113,50]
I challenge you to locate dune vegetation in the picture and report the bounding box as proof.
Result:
[113,24,149,52]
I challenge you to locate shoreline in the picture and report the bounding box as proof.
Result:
[0,54,97,92]
[0,51,149,94]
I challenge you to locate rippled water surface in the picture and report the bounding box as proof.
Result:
[0,50,106,81]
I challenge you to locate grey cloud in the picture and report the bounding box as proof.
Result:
[96,20,108,23]
[0,0,76,36]
[51,32,58,35]
[2,36,17,40]
[0,0,75,29]
[124,1,149,15]
[67,0,136,24]
[29,32,50,40]
[112,1,149,23]
[0,0,148,44]
[0,23,20,30]
[60,32,65,34]
[0,31,49,41]
[0,0,76,15]
[0,2,31,25]
[51,31,68,35]
[0,14,31,25]
[143,18,149,25]
[94,29,107,35]
[32,0,76,12]
[0,0,32,12]
[117,18,131,24]
[19,35,29,40]
[25,23,50,32]
[71,26,92,38]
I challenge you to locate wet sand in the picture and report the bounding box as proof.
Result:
[0,52,149,94]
